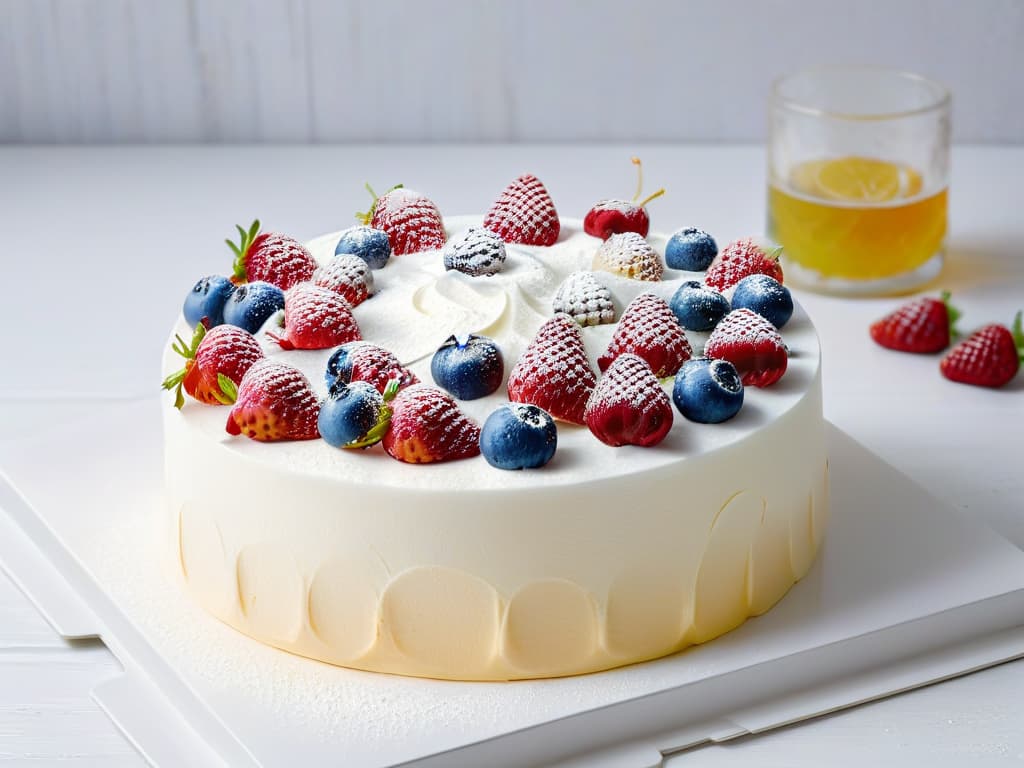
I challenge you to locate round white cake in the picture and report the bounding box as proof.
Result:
[162,217,828,681]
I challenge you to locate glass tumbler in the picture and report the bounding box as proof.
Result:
[767,67,951,295]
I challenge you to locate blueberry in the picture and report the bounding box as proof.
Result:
[335,225,391,270]
[183,275,235,327]
[669,280,730,331]
[480,403,557,470]
[431,334,504,400]
[731,274,794,329]
[673,358,744,423]
[318,381,385,448]
[324,341,368,389]
[665,227,718,271]
[222,281,285,334]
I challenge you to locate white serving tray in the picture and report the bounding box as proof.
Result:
[1,397,1023,768]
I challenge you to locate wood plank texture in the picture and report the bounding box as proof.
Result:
[2,0,1023,143]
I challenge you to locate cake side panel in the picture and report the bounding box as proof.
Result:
[163,366,827,681]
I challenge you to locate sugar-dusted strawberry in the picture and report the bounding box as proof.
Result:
[940,311,1024,388]
[592,232,664,281]
[704,238,783,293]
[583,157,665,240]
[507,314,598,425]
[162,323,263,409]
[228,219,317,290]
[552,271,616,327]
[870,291,959,354]
[357,184,446,255]
[381,384,480,463]
[225,359,320,441]
[266,283,361,351]
[585,354,674,447]
[312,253,374,307]
[704,308,788,387]
[324,341,419,394]
[598,293,692,377]
[483,174,560,246]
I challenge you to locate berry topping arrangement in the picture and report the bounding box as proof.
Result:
[164,165,835,474]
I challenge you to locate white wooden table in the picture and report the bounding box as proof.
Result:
[1,145,1022,766]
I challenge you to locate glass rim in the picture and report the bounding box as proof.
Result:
[770,66,951,121]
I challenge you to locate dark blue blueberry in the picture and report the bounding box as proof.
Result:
[324,341,369,389]
[222,281,285,334]
[665,227,718,271]
[730,274,794,329]
[430,334,504,400]
[480,403,558,470]
[673,358,744,424]
[335,225,391,270]
[183,275,235,327]
[669,280,730,331]
[318,381,385,448]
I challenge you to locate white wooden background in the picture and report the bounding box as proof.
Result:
[3,0,1024,144]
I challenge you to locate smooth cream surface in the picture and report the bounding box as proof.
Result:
[163,217,828,680]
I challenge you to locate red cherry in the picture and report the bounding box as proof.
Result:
[584,157,665,240]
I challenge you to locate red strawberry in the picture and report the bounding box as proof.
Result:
[381,385,480,463]
[507,314,598,425]
[228,220,317,290]
[162,323,263,409]
[266,283,361,351]
[940,311,1023,388]
[704,238,784,293]
[870,291,959,353]
[358,184,446,255]
[225,359,320,441]
[484,174,560,246]
[584,353,674,447]
[704,308,788,387]
[598,292,692,377]
[336,342,419,394]
[583,157,665,240]
[312,254,374,307]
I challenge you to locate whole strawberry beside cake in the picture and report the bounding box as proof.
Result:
[162,175,828,681]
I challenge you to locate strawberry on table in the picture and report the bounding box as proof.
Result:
[507,313,598,425]
[162,323,263,409]
[598,292,692,377]
[228,219,317,290]
[382,385,481,463]
[357,184,446,255]
[704,238,784,293]
[484,173,560,246]
[704,308,788,388]
[940,311,1024,388]
[267,283,362,351]
[870,291,959,353]
[225,359,320,442]
[585,353,674,447]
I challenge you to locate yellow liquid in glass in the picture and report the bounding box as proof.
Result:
[768,156,947,281]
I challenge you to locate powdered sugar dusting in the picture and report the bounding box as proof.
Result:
[599,293,692,377]
[593,232,663,281]
[312,254,374,306]
[483,174,560,246]
[552,271,616,327]
[372,188,446,255]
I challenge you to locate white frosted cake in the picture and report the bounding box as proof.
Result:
[163,211,828,681]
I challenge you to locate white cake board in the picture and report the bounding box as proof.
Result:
[1,397,1023,768]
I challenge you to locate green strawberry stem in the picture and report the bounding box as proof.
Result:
[161,323,206,410]
[1012,310,1024,361]
[343,378,400,449]
[940,290,962,338]
[226,219,261,283]
[355,183,403,225]
[215,374,238,405]
[765,245,784,261]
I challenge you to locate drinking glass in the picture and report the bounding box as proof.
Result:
[767,67,951,295]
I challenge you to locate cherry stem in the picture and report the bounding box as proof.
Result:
[637,188,665,208]
[631,156,643,202]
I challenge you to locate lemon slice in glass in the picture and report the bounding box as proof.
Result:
[791,156,923,203]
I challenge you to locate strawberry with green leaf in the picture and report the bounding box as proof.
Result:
[357,184,446,255]
[162,323,263,409]
[228,219,317,290]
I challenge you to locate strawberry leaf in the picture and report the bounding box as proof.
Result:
[215,374,238,405]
